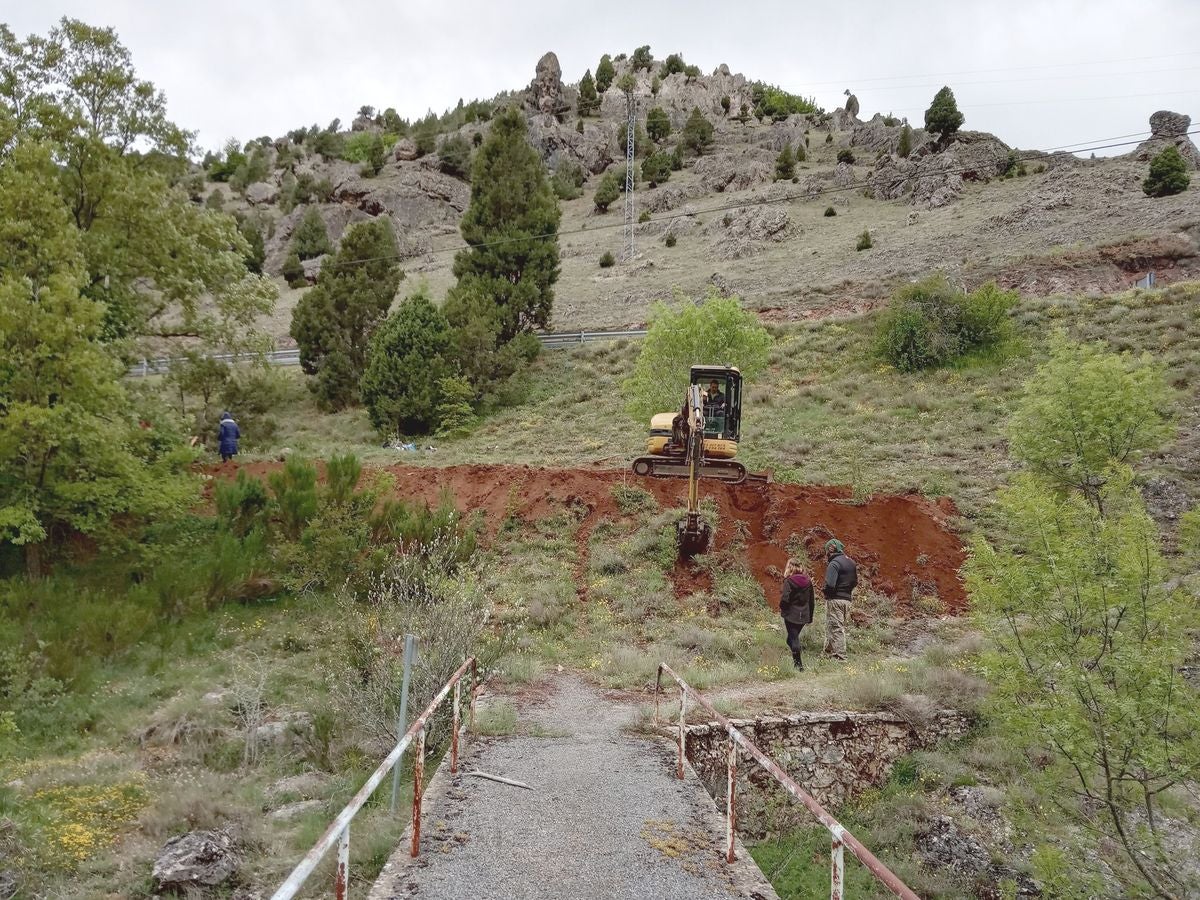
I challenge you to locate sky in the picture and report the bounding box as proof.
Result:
[5,0,1200,157]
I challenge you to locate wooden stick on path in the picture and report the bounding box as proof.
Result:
[466,770,533,790]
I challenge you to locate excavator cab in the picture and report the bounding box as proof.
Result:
[630,365,759,557]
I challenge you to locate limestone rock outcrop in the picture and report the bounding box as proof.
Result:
[152,830,239,892]
[1133,110,1199,169]
[526,51,566,117]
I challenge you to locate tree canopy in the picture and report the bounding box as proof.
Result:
[1143,145,1191,197]
[0,19,275,351]
[924,86,964,141]
[624,292,772,423]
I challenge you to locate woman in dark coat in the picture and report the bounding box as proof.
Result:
[779,558,815,671]
[217,411,240,463]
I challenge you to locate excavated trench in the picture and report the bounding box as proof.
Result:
[224,462,966,616]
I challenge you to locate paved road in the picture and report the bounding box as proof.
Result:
[369,675,776,900]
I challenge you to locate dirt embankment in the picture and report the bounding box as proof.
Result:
[220,462,966,617]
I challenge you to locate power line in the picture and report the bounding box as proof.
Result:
[851,66,1200,94]
[803,50,1200,88]
[317,130,1198,271]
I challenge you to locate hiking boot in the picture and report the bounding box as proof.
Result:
[791,652,804,671]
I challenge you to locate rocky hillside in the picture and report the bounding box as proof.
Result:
[206,51,1200,342]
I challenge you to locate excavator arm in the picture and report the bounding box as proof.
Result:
[676,385,713,557]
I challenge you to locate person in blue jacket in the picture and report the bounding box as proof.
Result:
[217,411,240,462]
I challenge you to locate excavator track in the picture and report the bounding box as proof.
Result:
[630,456,748,485]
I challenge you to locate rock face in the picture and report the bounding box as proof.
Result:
[844,92,860,118]
[244,181,279,205]
[0,870,18,900]
[692,153,773,193]
[871,130,1012,208]
[1134,110,1199,169]
[527,51,565,117]
[527,115,614,174]
[392,138,418,161]
[152,830,239,891]
[704,205,794,259]
[351,114,376,133]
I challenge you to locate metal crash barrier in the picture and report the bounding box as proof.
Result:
[271,657,478,900]
[654,662,920,900]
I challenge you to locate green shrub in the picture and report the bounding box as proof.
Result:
[856,229,872,251]
[898,123,914,158]
[638,209,650,223]
[282,250,305,287]
[837,148,856,165]
[774,144,796,181]
[639,151,672,186]
[646,106,671,142]
[680,108,714,156]
[269,456,319,540]
[825,132,833,144]
[552,161,585,200]
[664,233,677,247]
[795,142,806,162]
[824,205,836,217]
[435,375,478,437]
[593,171,620,212]
[720,95,730,115]
[874,276,1018,371]
[599,251,616,268]
[577,69,599,117]
[324,453,363,505]
[291,206,332,260]
[205,188,224,211]
[214,471,270,538]
[1142,145,1190,197]
[437,133,472,179]
[631,45,653,70]
[748,83,821,120]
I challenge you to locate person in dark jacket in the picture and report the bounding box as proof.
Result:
[217,411,240,463]
[822,538,857,660]
[779,559,815,670]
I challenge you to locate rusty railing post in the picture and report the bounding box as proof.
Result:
[726,732,737,863]
[410,725,426,857]
[676,688,687,780]
[469,660,478,731]
[451,678,461,774]
[653,665,662,725]
[335,824,349,900]
[830,826,845,900]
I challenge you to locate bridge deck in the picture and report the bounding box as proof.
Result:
[369,674,777,900]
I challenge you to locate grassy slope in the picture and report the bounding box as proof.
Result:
[4,282,1198,898]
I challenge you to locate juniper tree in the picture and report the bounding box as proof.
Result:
[1142,145,1191,197]
[898,123,914,158]
[290,219,403,410]
[680,108,714,156]
[593,171,620,211]
[577,69,599,117]
[291,206,332,260]
[360,288,453,436]
[595,54,615,93]
[775,144,796,181]
[646,106,671,142]
[924,86,964,143]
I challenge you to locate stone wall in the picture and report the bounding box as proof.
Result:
[683,710,969,839]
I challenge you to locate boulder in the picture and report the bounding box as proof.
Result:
[526,51,566,117]
[244,181,279,206]
[0,870,17,900]
[301,256,325,283]
[152,829,239,891]
[843,93,860,118]
[1133,110,1199,169]
[266,771,330,802]
[351,114,376,133]
[527,115,614,174]
[692,153,772,193]
[392,138,418,162]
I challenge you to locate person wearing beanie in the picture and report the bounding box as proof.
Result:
[822,538,857,660]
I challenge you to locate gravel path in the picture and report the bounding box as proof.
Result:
[369,674,777,900]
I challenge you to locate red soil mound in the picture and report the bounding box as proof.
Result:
[219,462,966,617]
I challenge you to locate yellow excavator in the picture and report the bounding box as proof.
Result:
[631,365,764,556]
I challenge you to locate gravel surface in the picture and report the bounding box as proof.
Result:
[369,674,776,899]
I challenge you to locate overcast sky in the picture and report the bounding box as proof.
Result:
[6,0,1200,156]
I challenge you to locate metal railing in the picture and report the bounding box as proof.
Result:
[654,663,919,900]
[271,657,479,900]
[126,329,648,376]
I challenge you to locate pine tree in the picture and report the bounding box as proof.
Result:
[646,106,671,143]
[290,218,403,410]
[578,69,599,117]
[1142,145,1191,197]
[774,144,796,181]
[595,55,616,93]
[291,206,332,259]
[445,106,561,346]
[281,250,305,288]
[898,123,914,158]
[593,171,620,212]
[360,287,453,435]
[795,142,806,162]
[924,86,964,143]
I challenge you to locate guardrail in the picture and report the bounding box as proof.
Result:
[126,329,648,376]
[654,663,919,900]
[271,657,479,900]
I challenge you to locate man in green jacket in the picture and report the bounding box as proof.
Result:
[822,538,857,660]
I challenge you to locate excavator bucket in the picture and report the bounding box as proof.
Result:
[676,514,712,559]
